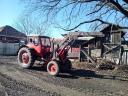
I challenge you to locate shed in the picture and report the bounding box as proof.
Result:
[62,31,104,59]
[100,25,127,64]
[61,25,127,64]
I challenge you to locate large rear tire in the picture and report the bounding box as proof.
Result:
[17,47,35,69]
[47,61,59,76]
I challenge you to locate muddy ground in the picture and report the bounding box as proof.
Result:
[0,56,128,96]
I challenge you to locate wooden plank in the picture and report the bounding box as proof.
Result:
[79,45,81,62]
[103,44,111,50]
[103,45,121,56]
[126,52,127,65]
[81,48,96,65]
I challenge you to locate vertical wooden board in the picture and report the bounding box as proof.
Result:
[111,32,121,44]
[126,52,127,65]
[0,42,4,55]
[121,51,128,65]
[2,43,6,55]
[14,43,19,54]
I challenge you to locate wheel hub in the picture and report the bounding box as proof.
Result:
[22,53,29,64]
[49,64,56,73]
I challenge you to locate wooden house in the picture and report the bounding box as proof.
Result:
[62,31,104,60]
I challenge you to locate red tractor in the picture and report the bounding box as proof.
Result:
[17,35,73,76]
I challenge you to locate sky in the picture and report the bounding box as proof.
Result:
[0,0,121,38]
[0,0,24,26]
[0,0,64,38]
[0,0,89,38]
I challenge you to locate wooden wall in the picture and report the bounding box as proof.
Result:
[0,42,19,56]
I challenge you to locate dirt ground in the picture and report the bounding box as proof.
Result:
[0,56,128,96]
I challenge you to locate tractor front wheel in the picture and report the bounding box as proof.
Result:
[17,47,35,69]
[47,61,59,76]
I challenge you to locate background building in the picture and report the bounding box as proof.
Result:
[0,25,26,55]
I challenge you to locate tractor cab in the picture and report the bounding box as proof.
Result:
[27,35,51,46]
[26,35,51,58]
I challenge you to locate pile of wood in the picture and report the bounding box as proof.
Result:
[96,60,116,70]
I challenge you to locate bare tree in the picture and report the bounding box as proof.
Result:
[15,15,51,36]
[22,0,128,31]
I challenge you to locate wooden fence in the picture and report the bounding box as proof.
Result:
[0,42,19,56]
[121,49,128,65]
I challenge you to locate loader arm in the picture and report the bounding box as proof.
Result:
[52,34,79,60]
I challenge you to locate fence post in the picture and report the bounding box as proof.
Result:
[79,45,81,62]
[126,52,127,65]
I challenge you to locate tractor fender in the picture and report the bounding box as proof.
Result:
[17,45,27,55]
[17,45,35,56]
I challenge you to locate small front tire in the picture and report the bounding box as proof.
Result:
[47,61,59,76]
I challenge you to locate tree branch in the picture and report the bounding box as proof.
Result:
[123,0,128,4]
[86,2,108,16]
[108,0,128,17]
[59,19,128,31]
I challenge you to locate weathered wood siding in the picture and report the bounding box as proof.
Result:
[0,42,19,56]
[111,32,121,44]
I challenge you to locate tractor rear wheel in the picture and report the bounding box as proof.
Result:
[18,47,35,69]
[47,61,59,76]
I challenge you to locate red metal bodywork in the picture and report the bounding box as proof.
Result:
[57,48,68,63]
[27,43,42,56]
